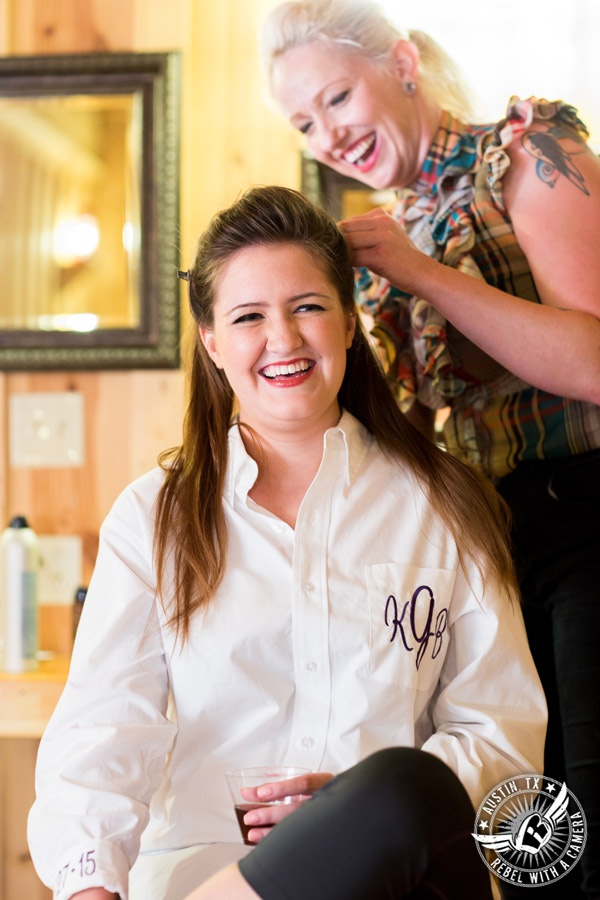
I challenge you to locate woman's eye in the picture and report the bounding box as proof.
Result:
[299,121,313,135]
[233,312,263,324]
[295,303,324,313]
[330,90,349,107]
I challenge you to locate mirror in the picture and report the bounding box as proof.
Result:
[301,151,395,220]
[0,51,181,369]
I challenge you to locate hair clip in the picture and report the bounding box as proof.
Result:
[177,269,191,281]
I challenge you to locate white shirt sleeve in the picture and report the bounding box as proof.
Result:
[420,561,547,804]
[28,483,178,900]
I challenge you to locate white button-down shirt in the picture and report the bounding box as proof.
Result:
[28,412,546,900]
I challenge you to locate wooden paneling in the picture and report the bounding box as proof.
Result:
[9,0,135,54]
[0,740,49,900]
[0,1,8,54]
[0,374,7,533]
[0,656,69,739]
[5,370,186,582]
[183,0,302,252]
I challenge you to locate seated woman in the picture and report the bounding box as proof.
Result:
[28,186,546,900]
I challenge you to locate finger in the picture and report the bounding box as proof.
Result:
[255,772,332,801]
[349,244,384,261]
[339,217,384,235]
[245,825,271,844]
[342,230,383,250]
[239,782,297,803]
[243,799,305,830]
[339,208,390,228]
[244,795,315,843]
[239,783,308,803]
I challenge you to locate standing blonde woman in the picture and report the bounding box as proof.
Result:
[28,187,544,900]
[259,4,600,897]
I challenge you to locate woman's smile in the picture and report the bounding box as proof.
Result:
[259,358,315,384]
[340,131,379,173]
[272,42,424,190]
[200,242,355,435]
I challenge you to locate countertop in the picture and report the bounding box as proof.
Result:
[0,655,69,738]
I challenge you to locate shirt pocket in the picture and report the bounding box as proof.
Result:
[366,563,457,688]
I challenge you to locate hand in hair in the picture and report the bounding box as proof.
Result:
[238,771,333,844]
[339,209,425,296]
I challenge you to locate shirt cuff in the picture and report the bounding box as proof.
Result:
[53,839,129,900]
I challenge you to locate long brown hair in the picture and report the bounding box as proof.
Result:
[155,185,516,641]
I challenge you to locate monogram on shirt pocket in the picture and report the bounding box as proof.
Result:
[366,563,456,686]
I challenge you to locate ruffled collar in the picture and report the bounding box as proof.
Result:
[411,109,481,197]
[357,108,509,412]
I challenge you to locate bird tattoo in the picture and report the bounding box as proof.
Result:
[522,130,590,195]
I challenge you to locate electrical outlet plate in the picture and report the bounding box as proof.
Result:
[38,535,83,606]
[9,391,85,468]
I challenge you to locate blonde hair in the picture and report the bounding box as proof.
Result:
[259,0,478,122]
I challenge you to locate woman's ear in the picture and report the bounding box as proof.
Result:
[345,312,357,349]
[199,326,224,369]
[389,39,420,87]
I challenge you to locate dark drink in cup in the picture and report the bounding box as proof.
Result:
[234,802,274,845]
[224,766,311,845]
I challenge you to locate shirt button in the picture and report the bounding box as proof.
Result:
[303,581,315,592]
[305,661,318,672]
[302,736,315,748]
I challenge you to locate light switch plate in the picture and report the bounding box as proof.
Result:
[9,391,85,468]
[38,535,84,606]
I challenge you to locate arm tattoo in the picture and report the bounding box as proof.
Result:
[521,124,590,195]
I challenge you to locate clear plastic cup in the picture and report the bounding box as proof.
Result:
[225,765,311,845]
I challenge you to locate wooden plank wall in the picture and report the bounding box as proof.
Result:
[0,1,301,896]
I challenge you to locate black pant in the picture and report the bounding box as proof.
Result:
[498,449,600,900]
[238,748,493,900]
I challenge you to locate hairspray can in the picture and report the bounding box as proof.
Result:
[0,515,39,672]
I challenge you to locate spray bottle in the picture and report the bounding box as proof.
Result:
[0,515,39,672]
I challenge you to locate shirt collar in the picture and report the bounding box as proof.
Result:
[412,109,466,196]
[224,410,372,505]
[326,409,371,487]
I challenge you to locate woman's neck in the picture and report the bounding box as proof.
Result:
[406,95,443,189]
[240,412,340,528]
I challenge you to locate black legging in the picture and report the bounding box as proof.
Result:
[238,747,493,900]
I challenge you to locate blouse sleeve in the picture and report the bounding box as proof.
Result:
[27,478,178,900]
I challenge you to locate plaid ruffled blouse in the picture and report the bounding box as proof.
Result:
[356,98,600,481]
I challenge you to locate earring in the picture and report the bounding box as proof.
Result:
[403,80,416,96]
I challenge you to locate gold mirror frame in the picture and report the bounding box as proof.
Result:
[0,51,181,370]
